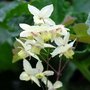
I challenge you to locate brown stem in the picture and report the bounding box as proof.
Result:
[40,55,57,74]
[60,60,69,73]
[56,58,62,80]
[46,56,52,70]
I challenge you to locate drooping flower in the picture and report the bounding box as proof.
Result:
[51,32,75,58]
[16,38,40,61]
[19,59,40,87]
[28,4,55,25]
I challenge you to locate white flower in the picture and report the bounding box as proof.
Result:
[50,24,69,42]
[20,59,40,87]
[20,60,54,87]
[19,24,68,38]
[19,23,50,37]
[28,4,55,25]
[51,32,75,58]
[47,81,63,90]
[19,24,56,37]
[54,32,70,46]
[35,61,54,82]
[57,24,69,36]
[16,38,40,61]
[19,24,51,37]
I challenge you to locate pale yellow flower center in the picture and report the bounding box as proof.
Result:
[41,32,52,42]
[31,46,41,54]
[64,49,74,59]
[36,73,45,79]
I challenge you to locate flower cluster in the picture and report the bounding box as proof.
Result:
[14,4,75,90]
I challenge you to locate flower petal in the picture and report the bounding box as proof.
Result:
[28,51,40,61]
[44,43,55,48]
[44,18,55,25]
[54,37,64,46]
[31,76,40,87]
[51,47,62,57]
[33,16,44,24]
[23,59,32,74]
[16,38,25,48]
[20,31,31,37]
[20,24,46,33]
[28,4,40,16]
[40,4,53,18]
[69,39,76,48]
[64,32,70,44]
[32,69,38,75]
[19,24,50,32]
[41,77,47,84]
[54,81,63,89]
[42,77,53,88]
[19,23,32,31]
[19,72,30,81]
[36,61,43,72]
[43,70,54,76]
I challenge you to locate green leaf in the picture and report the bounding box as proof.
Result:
[70,23,90,44]
[72,0,90,13]
[0,27,13,45]
[4,3,29,23]
[0,1,19,22]
[3,3,33,37]
[0,1,30,39]
[60,62,76,90]
[73,52,90,81]
[73,23,88,36]
[62,16,76,26]
[0,42,17,70]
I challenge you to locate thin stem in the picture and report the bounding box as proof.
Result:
[46,56,52,70]
[60,60,69,73]
[56,58,62,80]
[45,58,51,90]
[45,54,51,90]
[40,55,57,74]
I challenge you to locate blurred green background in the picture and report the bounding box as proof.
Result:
[0,0,90,90]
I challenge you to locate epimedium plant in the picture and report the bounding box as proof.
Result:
[13,4,76,90]
[1,0,90,90]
